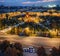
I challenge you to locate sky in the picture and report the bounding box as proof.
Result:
[0,0,60,6]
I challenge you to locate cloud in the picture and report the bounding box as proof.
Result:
[0,0,4,2]
[44,0,55,2]
[22,0,57,4]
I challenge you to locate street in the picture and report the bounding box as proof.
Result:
[0,34,60,48]
[0,34,60,55]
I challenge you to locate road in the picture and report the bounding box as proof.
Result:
[0,34,60,48]
[23,52,37,56]
[0,34,60,53]
[0,22,25,33]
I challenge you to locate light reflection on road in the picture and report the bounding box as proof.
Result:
[0,35,60,48]
[0,35,60,54]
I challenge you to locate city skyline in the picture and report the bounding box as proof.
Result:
[0,0,60,6]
